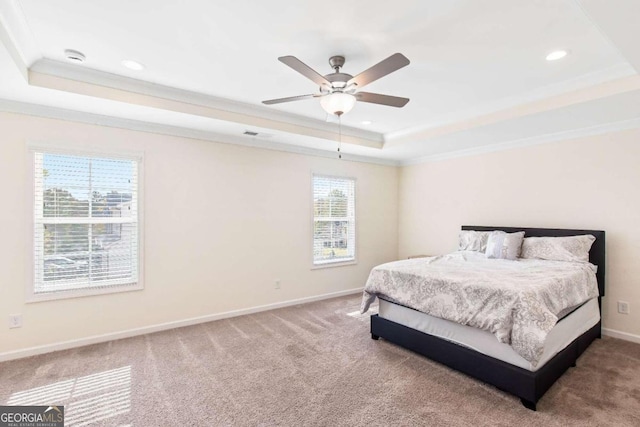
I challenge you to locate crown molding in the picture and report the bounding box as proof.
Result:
[0,0,41,70]
[0,3,27,79]
[26,58,640,154]
[3,0,638,166]
[0,99,399,166]
[400,116,640,166]
[0,15,385,150]
[0,0,375,146]
[576,0,640,74]
[9,95,636,169]
[385,72,640,149]
[29,59,383,146]
[386,62,637,142]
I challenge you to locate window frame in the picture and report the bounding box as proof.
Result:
[311,173,357,269]
[26,142,144,302]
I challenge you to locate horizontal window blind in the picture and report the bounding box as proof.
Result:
[313,175,356,265]
[33,151,139,294]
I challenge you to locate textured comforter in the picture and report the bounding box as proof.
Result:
[361,251,599,366]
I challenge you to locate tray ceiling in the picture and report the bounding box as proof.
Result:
[0,0,639,164]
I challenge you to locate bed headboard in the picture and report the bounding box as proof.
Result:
[462,226,606,298]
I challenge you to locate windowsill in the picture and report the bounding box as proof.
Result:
[26,282,143,303]
[311,260,357,270]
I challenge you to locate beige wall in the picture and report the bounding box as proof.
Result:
[3,109,638,357]
[0,112,399,355]
[399,128,640,338]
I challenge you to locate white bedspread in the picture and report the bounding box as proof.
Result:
[361,251,599,366]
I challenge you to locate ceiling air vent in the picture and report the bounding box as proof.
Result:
[243,131,259,136]
[64,49,86,63]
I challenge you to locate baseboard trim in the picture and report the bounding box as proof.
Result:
[0,287,363,362]
[602,328,640,344]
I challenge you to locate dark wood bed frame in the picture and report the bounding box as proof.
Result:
[370,226,605,411]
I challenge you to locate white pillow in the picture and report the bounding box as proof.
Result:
[521,235,595,263]
[458,230,491,252]
[485,231,525,260]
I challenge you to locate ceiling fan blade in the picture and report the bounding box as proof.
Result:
[348,53,410,88]
[262,94,319,105]
[355,92,410,108]
[278,56,331,87]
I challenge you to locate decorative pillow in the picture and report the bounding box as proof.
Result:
[485,231,525,260]
[521,235,595,263]
[458,230,491,252]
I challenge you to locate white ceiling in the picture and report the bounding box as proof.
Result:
[0,0,639,164]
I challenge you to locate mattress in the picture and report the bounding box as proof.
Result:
[378,297,600,372]
[362,251,599,366]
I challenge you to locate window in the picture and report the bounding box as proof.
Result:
[32,149,141,299]
[313,175,356,266]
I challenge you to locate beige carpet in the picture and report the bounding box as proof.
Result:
[1,295,639,426]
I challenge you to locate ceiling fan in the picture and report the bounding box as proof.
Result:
[263,53,410,116]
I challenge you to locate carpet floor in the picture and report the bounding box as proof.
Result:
[1,295,639,426]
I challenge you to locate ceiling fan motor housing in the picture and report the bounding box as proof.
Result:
[329,55,345,70]
[322,73,354,92]
[323,56,353,92]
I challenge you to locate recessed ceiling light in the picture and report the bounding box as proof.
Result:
[64,49,86,63]
[121,59,145,71]
[361,120,372,125]
[546,50,568,61]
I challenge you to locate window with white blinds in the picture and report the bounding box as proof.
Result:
[33,150,140,296]
[313,175,356,265]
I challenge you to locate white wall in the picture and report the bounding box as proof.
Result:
[399,128,640,338]
[0,112,398,355]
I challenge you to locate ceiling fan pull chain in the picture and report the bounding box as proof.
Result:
[337,113,342,159]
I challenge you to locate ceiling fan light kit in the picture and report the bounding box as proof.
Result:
[320,92,356,116]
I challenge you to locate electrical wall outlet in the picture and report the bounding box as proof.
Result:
[274,279,281,289]
[617,301,630,315]
[8,314,22,329]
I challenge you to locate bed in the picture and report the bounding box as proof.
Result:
[365,226,605,411]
